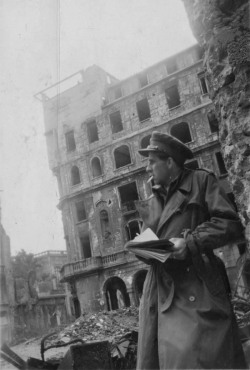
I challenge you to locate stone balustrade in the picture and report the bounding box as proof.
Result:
[60,251,137,281]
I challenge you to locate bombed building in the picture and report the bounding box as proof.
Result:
[37,44,247,315]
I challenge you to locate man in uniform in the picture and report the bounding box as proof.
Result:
[136,131,246,369]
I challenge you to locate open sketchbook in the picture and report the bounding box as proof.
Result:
[125,228,174,263]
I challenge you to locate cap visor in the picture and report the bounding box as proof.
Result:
[138,149,151,157]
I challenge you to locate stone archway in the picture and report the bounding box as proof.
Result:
[103,276,130,311]
[133,269,148,306]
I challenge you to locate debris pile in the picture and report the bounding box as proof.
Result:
[42,307,139,369]
[232,296,250,328]
[46,307,139,346]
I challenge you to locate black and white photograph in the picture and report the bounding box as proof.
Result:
[1,0,250,369]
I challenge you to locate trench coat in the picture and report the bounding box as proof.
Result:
[135,168,246,370]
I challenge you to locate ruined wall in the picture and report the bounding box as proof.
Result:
[13,296,68,343]
[182,0,250,244]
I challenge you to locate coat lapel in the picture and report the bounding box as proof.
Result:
[156,171,193,235]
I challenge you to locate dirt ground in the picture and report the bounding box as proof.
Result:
[0,337,68,370]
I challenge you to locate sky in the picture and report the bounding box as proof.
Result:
[0,0,196,256]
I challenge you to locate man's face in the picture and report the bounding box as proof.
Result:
[146,152,170,186]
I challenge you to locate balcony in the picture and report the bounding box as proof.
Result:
[60,251,137,282]
[61,256,103,280]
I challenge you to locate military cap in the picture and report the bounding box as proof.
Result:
[138,131,193,165]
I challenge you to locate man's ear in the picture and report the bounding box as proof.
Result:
[167,157,174,167]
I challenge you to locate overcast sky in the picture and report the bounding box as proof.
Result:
[0,0,196,255]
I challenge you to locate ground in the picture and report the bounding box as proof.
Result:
[0,338,68,370]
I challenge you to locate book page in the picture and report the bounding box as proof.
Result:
[132,228,159,242]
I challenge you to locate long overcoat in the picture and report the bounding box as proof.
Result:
[135,168,246,369]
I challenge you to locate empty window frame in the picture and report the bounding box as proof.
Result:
[207,111,219,133]
[165,85,180,109]
[80,233,92,259]
[109,111,123,134]
[75,200,87,222]
[118,182,139,211]
[92,157,102,177]
[71,166,81,185]
[65,131,76,152]
[185,159,199,170]
[125,220,142,241]
[100,210,111,239]
[215,151,227,175]
[166,57,178,74]
[198,73,209,95]
[87,121,99,143]
[114,86,122,100]
[136,98,151,122]
[170,122,192,143]
[114,145,132,168]
[140,135,151,149]
[138,73,148,88]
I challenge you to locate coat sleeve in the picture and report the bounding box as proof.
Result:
[185,172,244,256]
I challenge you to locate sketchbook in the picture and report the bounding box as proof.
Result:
[125,228,174,263]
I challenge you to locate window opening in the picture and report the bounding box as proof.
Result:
[165,85,180,109]
[118,182,139,212]
[80,233,92,259]
[126,220,142,240]
[71,166,81,185]
[198,73,208,95]
[114,86,122,100]
[185,160,199,170]
[207,111,219,133]
[92,157,102,177]
[138,73,148,88]
[140,135,151,149]
[114,145,131,168]
[166,57,178,74]
[100,210,111,239]
[136,98,151,122]
[73,297,81,318]
[65,131,76,152]
[75,200,87,222]
[110,111,123,134]
[170,122,192,143]
[104,277,130,311]
[87,121,99,143]
[215,152,227,175]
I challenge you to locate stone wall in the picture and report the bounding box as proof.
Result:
[182,0,250,244]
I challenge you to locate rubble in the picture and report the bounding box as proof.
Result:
[46,307,139,346]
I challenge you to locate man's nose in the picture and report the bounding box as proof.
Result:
[146,164,151,173]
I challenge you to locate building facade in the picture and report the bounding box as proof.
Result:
[0,220,15,343]
[38,45,246,315]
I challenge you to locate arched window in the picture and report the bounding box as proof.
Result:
[114,145,131,169]
[87,120,99,143]
[170,122,192,143]
[92,157,102,177]
[104,277,130,311]
[125,220,142,240]
[141,135,151,149]
[71,166,80,185]
[100,210,111,239]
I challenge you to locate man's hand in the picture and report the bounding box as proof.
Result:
[169,238,188,260]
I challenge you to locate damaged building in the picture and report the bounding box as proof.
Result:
[36,44,247,315]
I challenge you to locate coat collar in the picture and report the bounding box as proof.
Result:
[152,168,192,197]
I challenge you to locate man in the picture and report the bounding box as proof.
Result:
[136,131,246,369]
